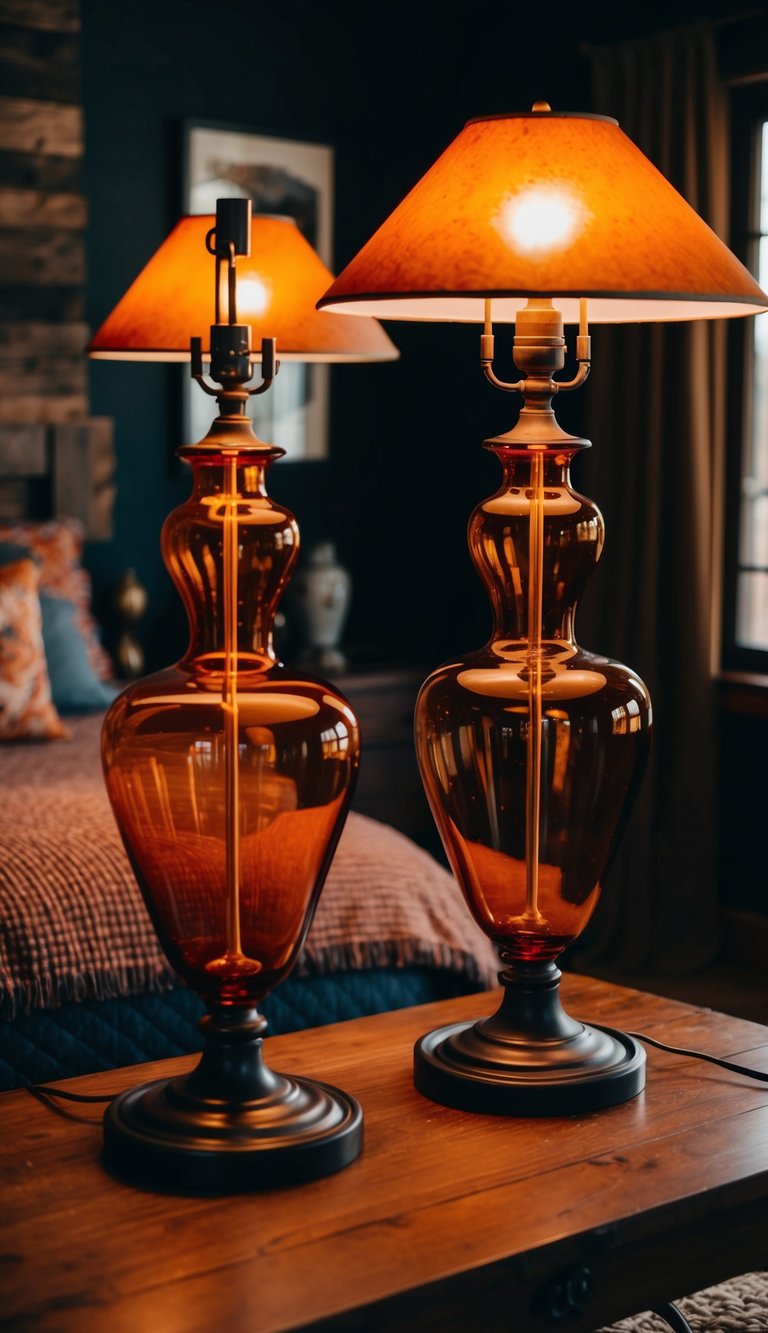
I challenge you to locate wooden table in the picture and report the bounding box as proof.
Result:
[2,975,768,1332]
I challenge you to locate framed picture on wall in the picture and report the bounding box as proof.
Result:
[182,121,334,461]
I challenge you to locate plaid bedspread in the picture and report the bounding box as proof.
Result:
[0,716,498,1016]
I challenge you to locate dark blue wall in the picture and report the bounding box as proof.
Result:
[84,1,732,669]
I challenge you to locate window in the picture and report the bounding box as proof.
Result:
[724,84,768,672]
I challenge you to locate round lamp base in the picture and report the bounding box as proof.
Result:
[102,1007,363,1192]
[104,1072,363,1192]
[414,962,645,1116]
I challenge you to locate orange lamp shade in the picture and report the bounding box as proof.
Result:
[319,109,768,323]
[89,213,398,362]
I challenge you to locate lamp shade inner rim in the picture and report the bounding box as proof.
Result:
[317,293,768,324]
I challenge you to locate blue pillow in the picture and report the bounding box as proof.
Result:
[39,594,118,713]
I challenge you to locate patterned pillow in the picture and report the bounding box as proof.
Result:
[0,519,112,682]
[0,558,68,741]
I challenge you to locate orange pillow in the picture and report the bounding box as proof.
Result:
[0,558,68,741]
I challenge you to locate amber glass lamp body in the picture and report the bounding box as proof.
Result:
[101,438,362,1188]
[417,443,650,960]
[103,447,358,1007]
[413,439,652,1114]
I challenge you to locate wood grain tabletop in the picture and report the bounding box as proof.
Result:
[1,973,767,1332]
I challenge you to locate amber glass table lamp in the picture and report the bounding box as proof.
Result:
[89,200,396,1188]
[320,106,768,1115]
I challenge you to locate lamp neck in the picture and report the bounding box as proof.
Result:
[482,297,591,451]
[181,391,283,458]
[469,446,603,647]
[162,448,298,673]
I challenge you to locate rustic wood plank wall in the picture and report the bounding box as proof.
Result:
[0,0,113,536]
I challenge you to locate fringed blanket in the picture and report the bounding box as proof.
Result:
[0,716,498,1017]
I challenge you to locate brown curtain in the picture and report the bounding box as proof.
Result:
[576,23,728,972]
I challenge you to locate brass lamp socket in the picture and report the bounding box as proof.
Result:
[513,299,566,378]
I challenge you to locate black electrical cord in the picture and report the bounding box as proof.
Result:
[654,1300,695,1333]
[27,1084,116,1103]
[21,1083,116,1124]
[628,1031,768,1083]
[23,1031,768,1109]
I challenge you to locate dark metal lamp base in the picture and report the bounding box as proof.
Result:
[103,1007,363,1192]
[414,962,645,1116]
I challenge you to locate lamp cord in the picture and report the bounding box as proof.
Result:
[27,1084,115,1104]
[628,1032,768,1083]
[21,1032,768,1108]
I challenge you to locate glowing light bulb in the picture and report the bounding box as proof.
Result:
[237,275,270,317]
[495,186,589,255]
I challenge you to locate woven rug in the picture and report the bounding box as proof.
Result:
[598,1271,768,1331]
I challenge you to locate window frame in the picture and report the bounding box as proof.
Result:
[722,81,768,676]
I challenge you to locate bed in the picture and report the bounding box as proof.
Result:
[0,518,498,1089]
[0,710,498,1089]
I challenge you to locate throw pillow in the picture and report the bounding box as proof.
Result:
[0,558,68,741]
[0,543,116,714]
[0,519,113,681]
[40,596,119,713]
